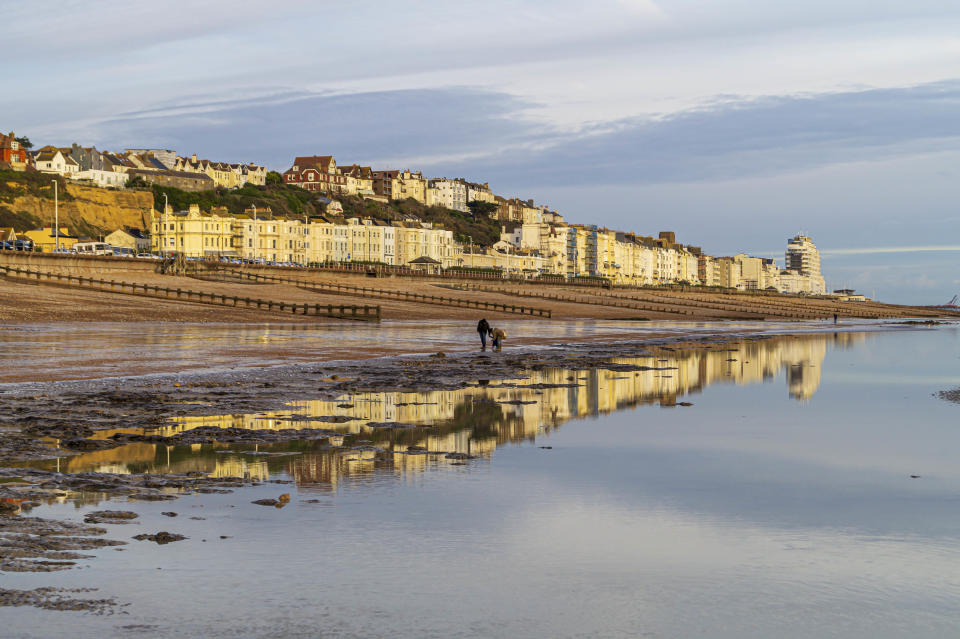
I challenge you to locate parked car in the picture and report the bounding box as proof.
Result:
[74,241,113,256]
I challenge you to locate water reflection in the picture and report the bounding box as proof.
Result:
[25,332,866,490]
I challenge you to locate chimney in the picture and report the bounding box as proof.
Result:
[191,153,197,163]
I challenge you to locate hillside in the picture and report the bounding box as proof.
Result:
[1,171,501,246]
[1,170,152,237]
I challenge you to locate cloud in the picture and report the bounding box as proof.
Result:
[86,87,538,168]
[443,79,960,189]
[821,245,960,256]
[76,78,960,184]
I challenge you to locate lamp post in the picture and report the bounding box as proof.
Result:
[51,179,59,252]
[252,205,257,263]
[467,234,472,269]
[162,193,168,256]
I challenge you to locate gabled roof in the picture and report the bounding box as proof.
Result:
[291,156,335,172]
[33,148,62,162]
[409,256,441,264]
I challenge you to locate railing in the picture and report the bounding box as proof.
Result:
[0,265,381,321]
[218,268,552,318]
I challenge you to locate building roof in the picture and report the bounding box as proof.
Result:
[291,156,335,172]
[409,256,441,264]
[33,146,62,162]
[127,168,214,181]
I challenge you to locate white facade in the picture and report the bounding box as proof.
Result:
[784,234,826,294]
[427,178,468,212]
[34,149,79,175]
[70,169,127,188]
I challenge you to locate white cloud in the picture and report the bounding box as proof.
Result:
[821,246,960,256]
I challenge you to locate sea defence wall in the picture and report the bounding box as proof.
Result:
[0,251,159,276]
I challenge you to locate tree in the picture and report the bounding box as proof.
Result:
[467,200,497,218]
[125,175,150,189]
[265,170,283,185]
[14,136,33,150]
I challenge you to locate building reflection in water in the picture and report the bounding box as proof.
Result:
[39,332,865,493]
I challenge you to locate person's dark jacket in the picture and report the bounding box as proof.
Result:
[477,319,490,334]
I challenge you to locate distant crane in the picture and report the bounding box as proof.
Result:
[931,295,960,310]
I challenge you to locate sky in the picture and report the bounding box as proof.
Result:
[5,0,960,304]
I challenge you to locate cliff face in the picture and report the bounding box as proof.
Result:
[5,183,153,233]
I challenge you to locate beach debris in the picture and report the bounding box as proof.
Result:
[161,512,178,517]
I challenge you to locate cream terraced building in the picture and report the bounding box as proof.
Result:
[149,205,458,267]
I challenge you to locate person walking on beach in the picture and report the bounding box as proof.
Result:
[477,318,491,350]
[833,313,838,324]
[491,327,506,351]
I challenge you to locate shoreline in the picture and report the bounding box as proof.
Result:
[0,317,937,388]
[0,319,947,464]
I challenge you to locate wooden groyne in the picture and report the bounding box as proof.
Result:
[0,265,381,321]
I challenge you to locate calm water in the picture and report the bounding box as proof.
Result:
[4,326,960,638]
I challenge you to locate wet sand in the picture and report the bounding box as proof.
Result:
[0,318,910,384]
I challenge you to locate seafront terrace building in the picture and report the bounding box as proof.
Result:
[148,204,458,266]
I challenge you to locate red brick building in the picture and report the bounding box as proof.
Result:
[282,155,346,193]
[0,131,29,169]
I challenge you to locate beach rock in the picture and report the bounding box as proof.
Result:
[84,510,139,524]
[251,499,279,506]
[128,493,177,502]
[0,501,19,513]
[132,531,185,545]
[160,512,178,517]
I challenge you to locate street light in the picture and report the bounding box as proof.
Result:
[162,193,168,256]
[252,204,257,263]
[51,179,58,252]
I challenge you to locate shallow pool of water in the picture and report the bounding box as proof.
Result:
[4,326,960,638]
